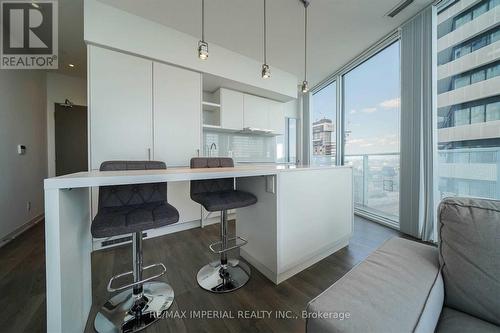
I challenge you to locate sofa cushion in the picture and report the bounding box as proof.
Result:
[306,237,442,333]
[436,307,500,333]
[438,197,500,326]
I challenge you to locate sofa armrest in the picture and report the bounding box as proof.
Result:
[306,237,443,333]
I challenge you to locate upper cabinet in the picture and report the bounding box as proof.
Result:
[243,94,269,130]
[219,89,243,130]
[267,100,285,135]
[89,46,153,169]
[243,94,284,135]
[205,89,285,135]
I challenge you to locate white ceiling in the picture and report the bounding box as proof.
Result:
[58,0,434,85]
[96,0,433,86]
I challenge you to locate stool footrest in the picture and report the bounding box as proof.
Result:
[208,236,248,254]
[107,263,167,292]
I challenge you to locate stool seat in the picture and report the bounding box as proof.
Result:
[91,201,179,238]
[192,190,257,212]
[190,157,255,293]
[92,160,178,332]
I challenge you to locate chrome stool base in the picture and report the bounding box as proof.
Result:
[197,258,250,293]
[94,281,174,333]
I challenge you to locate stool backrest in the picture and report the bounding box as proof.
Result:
[98,161,167,209]
[190,157,234,196]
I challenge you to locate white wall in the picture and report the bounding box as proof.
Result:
[46,73,87,177]
[0,70,47,241]
[283,99,300,119]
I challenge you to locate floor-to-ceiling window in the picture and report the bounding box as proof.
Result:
[343,41,401,223]
[436,0,500,201]
[311,81,337,165]
[309,38,401,226]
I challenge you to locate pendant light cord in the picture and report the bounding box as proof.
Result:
[304,5,308,81]
[201,0,205,42]
[264,0,267,64]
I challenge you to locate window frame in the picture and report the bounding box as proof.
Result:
[308,31,401,228]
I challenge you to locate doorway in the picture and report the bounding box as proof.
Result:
[54,103,88,176]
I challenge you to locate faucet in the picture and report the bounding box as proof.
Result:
[209,143,217,157]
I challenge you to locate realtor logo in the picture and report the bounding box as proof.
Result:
[1,0,58,69]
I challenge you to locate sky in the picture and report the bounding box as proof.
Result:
[312,41,401,155]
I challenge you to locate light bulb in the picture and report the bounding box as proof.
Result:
[198,40,209,60]
[261,64,271,79]
[301,80,309,93]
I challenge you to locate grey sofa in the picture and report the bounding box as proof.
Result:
[306,197,500,333]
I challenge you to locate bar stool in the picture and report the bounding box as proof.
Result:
[91,161,180,332]
[190,157,257,293]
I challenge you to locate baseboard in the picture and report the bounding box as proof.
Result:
[241,235,351,285]
[240,249,278,284]
[276,236,350,284]
[0,214,44,248]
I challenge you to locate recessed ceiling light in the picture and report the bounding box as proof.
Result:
[68,64,75,68]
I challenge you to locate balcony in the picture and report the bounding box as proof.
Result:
[438,5,500,52]
[437,76,500,108]
[344,153,400,226]
[438,147,500,199]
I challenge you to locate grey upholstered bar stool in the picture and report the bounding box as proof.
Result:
[190,157,257,293]
[91,161,179,332]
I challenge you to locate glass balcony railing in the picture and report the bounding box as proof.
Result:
[343,148,500,225]
[344,153,400,223]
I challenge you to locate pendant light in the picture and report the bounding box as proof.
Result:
[261,0,271,78]
[301,0,310,93]
[198,0,208,60]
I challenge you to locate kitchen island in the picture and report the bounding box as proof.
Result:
[44,164,353,332]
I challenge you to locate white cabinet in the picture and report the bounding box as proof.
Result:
[205,89,285,134]
[89,46,153,169]
[243,94,284,134]
[219,88,243,130]
[89,47,202,225]
[153,62,201,166]
[153,61,201,224]
[243,94,269,130]
[267,100,285,135]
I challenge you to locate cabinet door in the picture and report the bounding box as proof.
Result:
[153,62,201,166]
[220,89,243,130]
[243,94,269,130]
[153,62,201,223]
[267,100,285,135]
[89,46,153,169]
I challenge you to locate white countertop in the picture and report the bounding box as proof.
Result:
[44,164,350,189]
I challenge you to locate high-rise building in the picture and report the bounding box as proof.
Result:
[312,118,335,156]
[437,0,500,199]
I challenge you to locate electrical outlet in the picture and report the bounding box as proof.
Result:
[27,201,31,211]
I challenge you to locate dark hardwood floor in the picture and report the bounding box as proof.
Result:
[0,217,399,333]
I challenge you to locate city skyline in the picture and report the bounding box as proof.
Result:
[312,41,401,155]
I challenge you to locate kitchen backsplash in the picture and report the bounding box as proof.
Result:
[203,130,277,162]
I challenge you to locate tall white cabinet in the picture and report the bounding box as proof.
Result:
[89,46,153,169]
[153,62,201,166]
[89,46,202,233]
[152,62,202,224]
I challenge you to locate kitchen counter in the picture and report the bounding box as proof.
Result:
[44,164,350,189]
[43,165,353,332]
